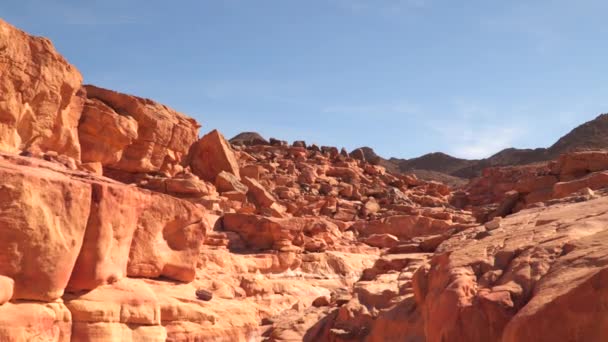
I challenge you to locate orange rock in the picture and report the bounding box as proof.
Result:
[240,164,263,180]
[412,196,608,342]
[165,175,217,197]
[0,302,72,341]
[215,171,248,193]
[554,151,608,178]
[85,85,199,173]
[67,182,147,291]
[553,171,608,198]
[189,129,240,182]
[0,19,83,160]
[362,234,399,248]
[242,176,278,208]
[127,192,208,282]
[78,97,138,165]
[0,276,13,305]
[80,161,103,175]
[354,215,452,240]
[223,213,341,251]
[65,278,166,341]
[0,157,91,301]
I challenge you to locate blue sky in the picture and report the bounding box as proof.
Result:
[2,0,607,159]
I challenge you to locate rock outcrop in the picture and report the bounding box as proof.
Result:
[3,18,608,342]
[83,85,200,174]
[189,129,240,182]
[0,19,83,159]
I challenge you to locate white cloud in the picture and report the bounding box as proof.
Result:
[452,126,522,159]
[424,100,528,159]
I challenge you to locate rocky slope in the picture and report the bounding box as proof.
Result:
[369,114,608,180]
[2,18,608,342]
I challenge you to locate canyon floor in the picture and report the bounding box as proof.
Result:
[2,18,608,342]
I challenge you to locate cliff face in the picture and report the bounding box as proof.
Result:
[2,18,608,342]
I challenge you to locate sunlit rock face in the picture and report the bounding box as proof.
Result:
[0,19,83,159]
[2,17,608,342]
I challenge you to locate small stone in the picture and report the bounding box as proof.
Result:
[485,217,502,231]
[195,288,213,301]
[312,295,331,307]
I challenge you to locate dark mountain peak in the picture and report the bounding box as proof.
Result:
[229,132,269,146]
[549,113,608,155]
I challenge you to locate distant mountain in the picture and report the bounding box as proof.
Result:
[397,152,479,176]
[386,113,608,179]
[548,113,608,154]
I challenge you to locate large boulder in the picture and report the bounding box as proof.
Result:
[413,196,608,342]
[223,213,341,251]
[67,182,147,291]
[353,215,453,240]
[189,129,240,182]
[78,97,138,165]
[0,156,91,301]
[0,302,72,342]
[83,85,200,173]
[0,152,209,302]
[0,276,13,305]
[0,19,83,159]
[127,192,208,282]
[65,279,166,342]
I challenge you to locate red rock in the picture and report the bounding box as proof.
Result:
[354,215,452,240]
[127,193,208,282]
[554,151,608,177]
[78,97,138,165]
[0,19,83,160]
[223,213,341,251]
[0,276,13,305]
[0,302,72,341]
[553,171,608,198]
[65,278,166,341]
[514,175,558,194]
[0,157,91,301]
[361,197,381,216]
[165,175,217,197]
[80,161,103,175]
[362,234,400,248]
[215,171,248,193]
[242,176,277,208]
[189,129,240,182]
[85,85,199,173]
[240,164,262,180]
[312,295,331,307]
[67,182,146,291]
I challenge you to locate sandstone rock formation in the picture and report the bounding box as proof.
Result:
[84,85,200,174]
[189,129,240,182]
[3,18,608,342]
[0,19,83,159]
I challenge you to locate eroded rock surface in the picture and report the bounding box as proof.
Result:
[0,19,83,159]
[2,18,608,342]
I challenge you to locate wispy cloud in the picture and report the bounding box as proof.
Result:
[423,100,530,159]
[429,122,524,159]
